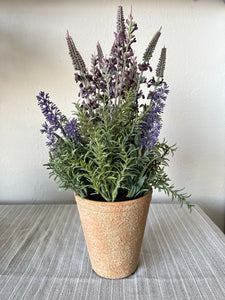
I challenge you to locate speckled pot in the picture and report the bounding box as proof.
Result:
[74,189,152,279]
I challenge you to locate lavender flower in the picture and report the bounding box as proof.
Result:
[143,27,161,63]
[156,47,166,78]
[37,91,66,130]
[141,82,169,151]
[138,63,151,72]
[40,122,58,151]
[66,30,87,73]
[65,118,80,143]
[96,41,104,63]
[117,5,126,36]
[37,91,81,151]
[63,5,167,143]
[107,10,139,104]
[64,6,141,122]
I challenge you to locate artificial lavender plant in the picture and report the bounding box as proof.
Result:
[37,5,192,210]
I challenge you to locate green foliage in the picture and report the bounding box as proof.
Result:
[45,89,192,210]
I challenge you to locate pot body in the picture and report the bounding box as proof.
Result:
[75,189,152,279]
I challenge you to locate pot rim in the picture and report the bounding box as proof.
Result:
[74,188,152,212]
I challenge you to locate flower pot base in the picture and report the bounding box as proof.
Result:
[75,190,152,279]
[93,264,138,280]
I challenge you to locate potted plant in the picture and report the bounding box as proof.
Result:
[37,5,192,279]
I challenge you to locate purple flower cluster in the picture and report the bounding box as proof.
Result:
[40,122,58,151]
[37,92,66,130]
[68,7,141,119]
[141,82,169,151]
[64,5,169,152]
[107,12,140,106]
[37,91,66,151]
[37,91,80,151]
[65,118,80,143]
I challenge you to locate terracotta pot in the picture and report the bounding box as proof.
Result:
[75,189,152,279]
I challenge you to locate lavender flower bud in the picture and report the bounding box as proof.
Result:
[66,30,86,73]
[156,47,166,78]
[117,5,126,36]
[97,41,104,63]
[143,27,161,63]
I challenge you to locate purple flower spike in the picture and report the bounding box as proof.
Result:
[65,118,80,144]
[40,122,58,152]
[37,91,67,151]
[141,82,169,151]
[37,91,66,132]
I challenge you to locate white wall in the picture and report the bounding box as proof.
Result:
[0,0,224,231]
